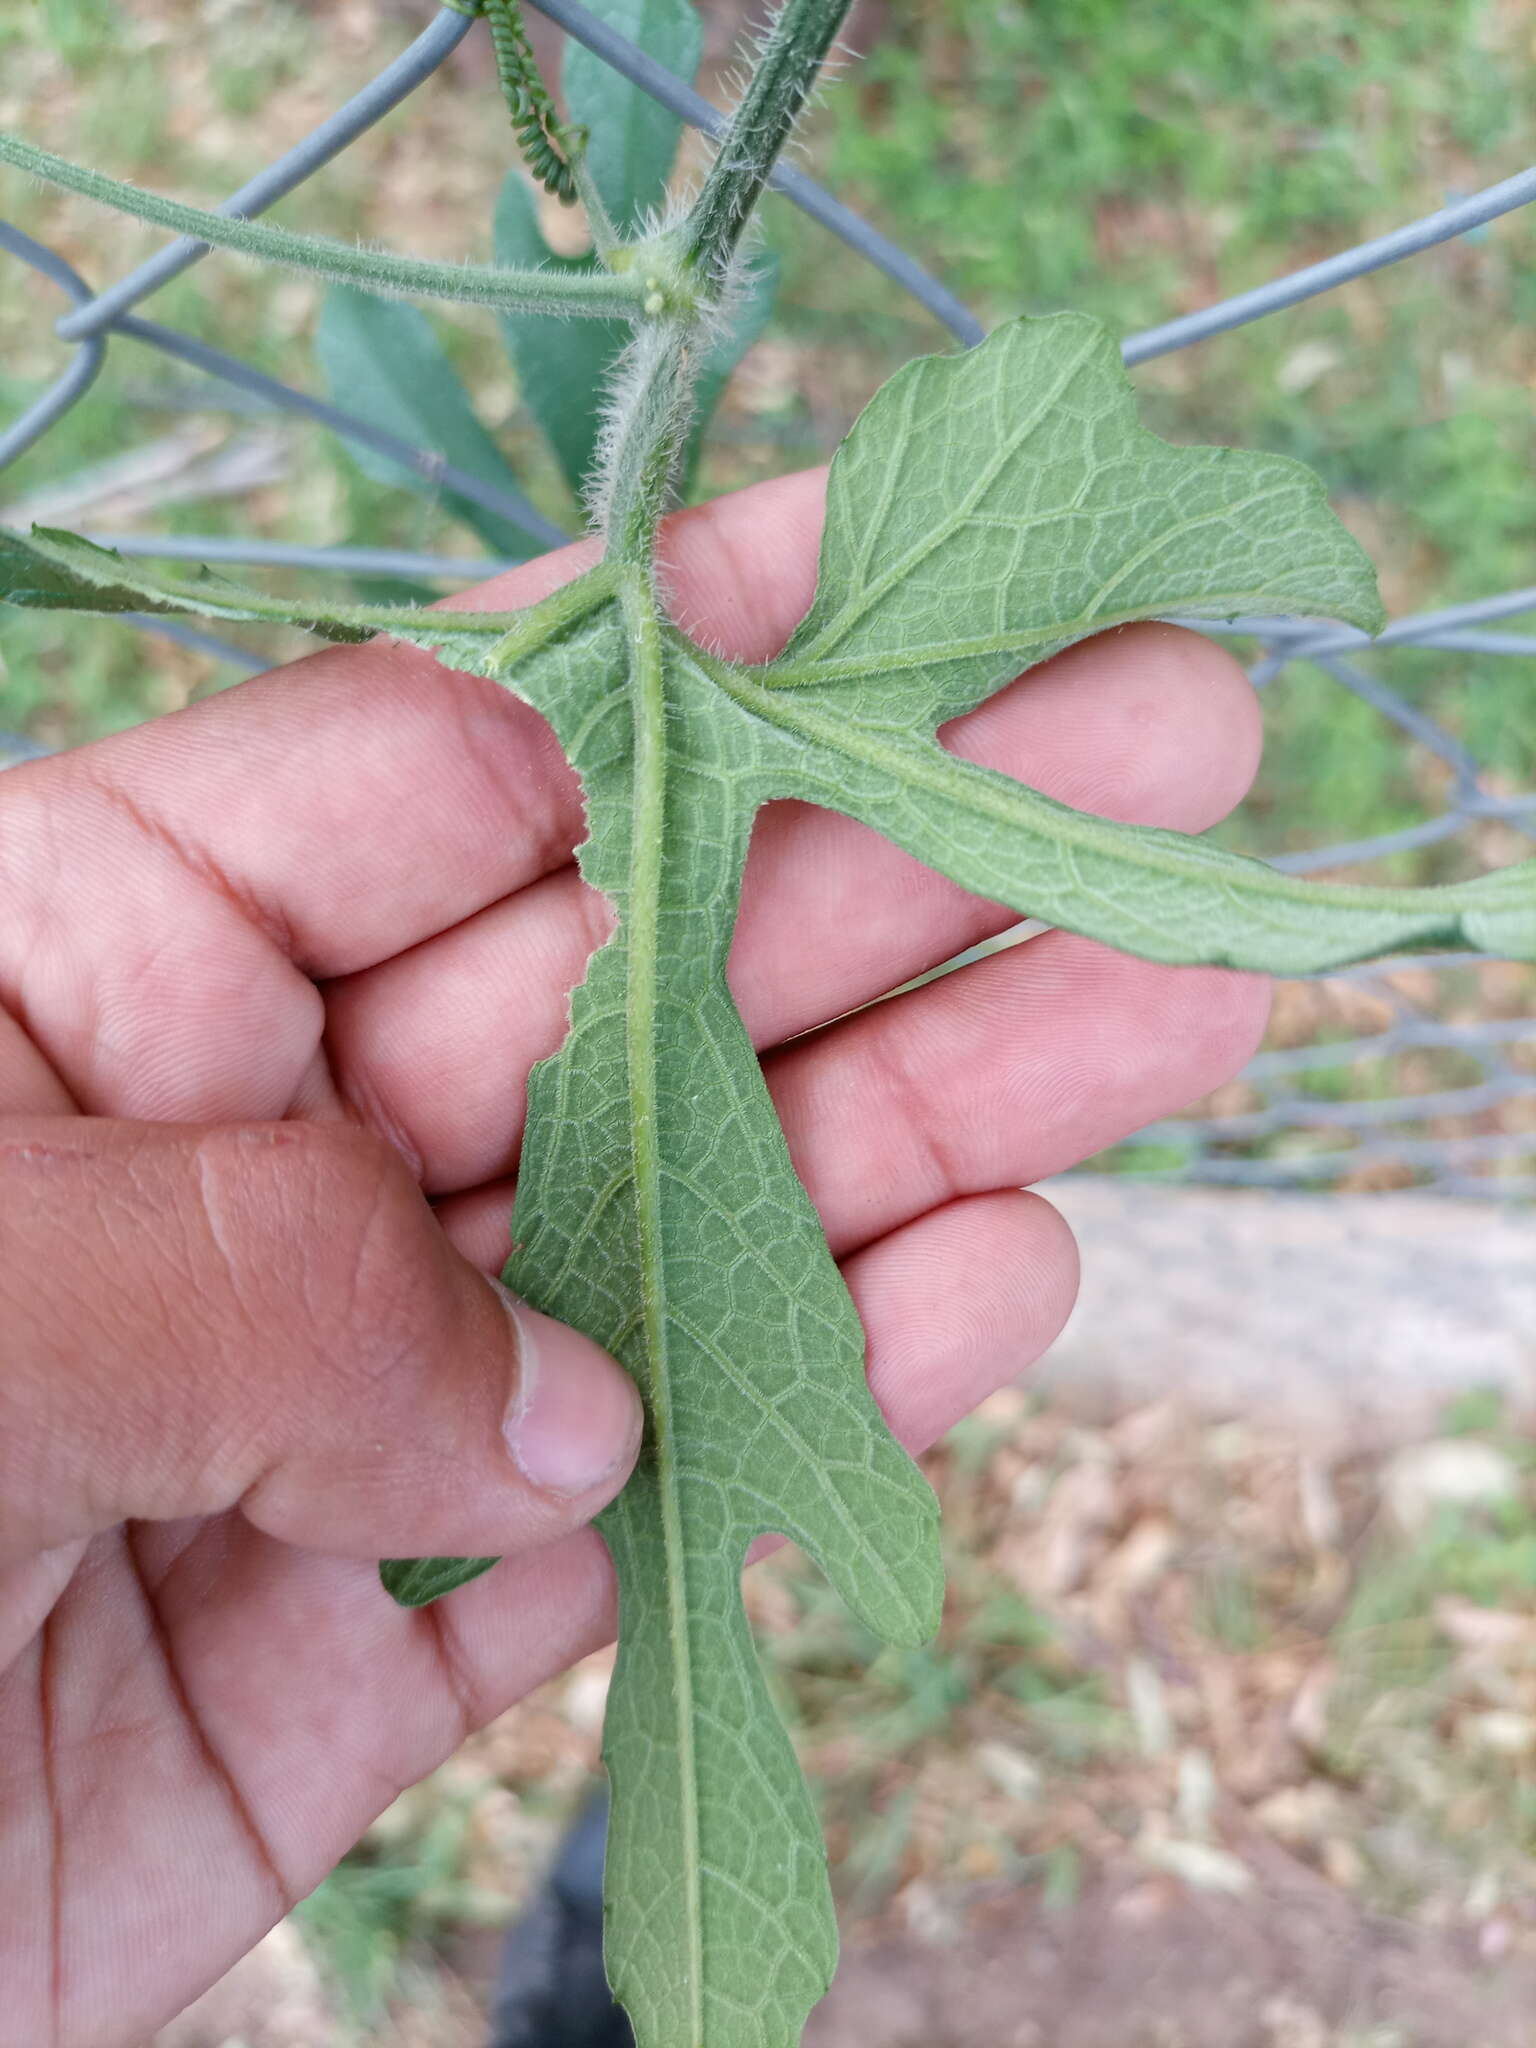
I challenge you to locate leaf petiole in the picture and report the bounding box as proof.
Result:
[479,559,621,670]
[683,0,853,280]
[0,130,680,321]
[0,523,621,658]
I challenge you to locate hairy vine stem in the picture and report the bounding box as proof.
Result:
[599,0,856,563]
[0,131,668,320]
[683,0,852,282]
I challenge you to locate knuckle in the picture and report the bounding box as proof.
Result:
[277,1122,450,1392]
[191,1120,441,1386]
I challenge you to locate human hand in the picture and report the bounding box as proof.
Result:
[0,468,1268,2045]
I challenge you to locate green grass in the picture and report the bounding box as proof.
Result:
[293,1781,512,2033]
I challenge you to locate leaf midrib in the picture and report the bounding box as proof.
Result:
[692,638,1508,921]
[619,572,705,2042]
[759,585,1340,687]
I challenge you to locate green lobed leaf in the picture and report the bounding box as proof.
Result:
[712,650,1536,968]
[9,313,1536,2048]
[314,286,540,560]
[564,0,703,233]
[371,585,946,2045]
[772,313,1386,713]
[0,522,602,659]
[509,590,943,2047]
[0,525,374,640]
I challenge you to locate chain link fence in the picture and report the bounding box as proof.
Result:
[2,0,1533,1198]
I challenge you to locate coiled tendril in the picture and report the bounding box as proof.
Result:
[481,0,587,204]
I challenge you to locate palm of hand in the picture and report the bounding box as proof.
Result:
[0,474,1266,2043]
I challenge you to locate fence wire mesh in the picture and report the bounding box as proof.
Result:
[2,0,1533,1198]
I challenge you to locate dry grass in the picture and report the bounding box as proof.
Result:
[159,1388,1536,2046]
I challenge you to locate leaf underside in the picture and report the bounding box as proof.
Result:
[7,314,1534,2048]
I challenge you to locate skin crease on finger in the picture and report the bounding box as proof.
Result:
[0,466,1272,2045]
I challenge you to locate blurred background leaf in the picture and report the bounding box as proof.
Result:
[315,284,538,560]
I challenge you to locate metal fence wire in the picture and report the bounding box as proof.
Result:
[2,1,1534,1199]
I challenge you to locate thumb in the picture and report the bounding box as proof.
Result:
[0,1117,641,1570]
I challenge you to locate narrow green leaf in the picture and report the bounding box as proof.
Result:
[0,522,577,650]
[494,173,627,504]
[0,525,374,639]
[564,0,702,232]
[379,1555,500,1607]
[315,285,537,559]
[725,313,1533,972]
[714,652,1536,969]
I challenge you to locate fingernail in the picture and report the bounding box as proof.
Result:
[493,1282,642,1498]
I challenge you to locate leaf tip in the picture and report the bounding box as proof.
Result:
[379,1553,501,1608]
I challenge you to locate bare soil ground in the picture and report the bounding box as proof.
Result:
[812,1872,1536,2048]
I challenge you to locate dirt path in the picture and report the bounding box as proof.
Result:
[1041,1182,1536,1453]
[812,1858,1536,2048]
